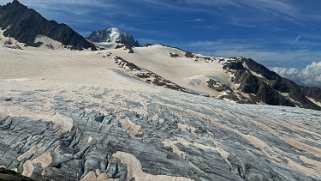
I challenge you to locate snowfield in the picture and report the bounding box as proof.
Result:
[0,46,321,181]
[108,45,233,97]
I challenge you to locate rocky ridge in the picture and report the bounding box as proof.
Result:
[164,49,321,110]
[222,57,321,110]
[0,0,96,50]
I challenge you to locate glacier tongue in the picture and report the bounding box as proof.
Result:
[0,85,321,181]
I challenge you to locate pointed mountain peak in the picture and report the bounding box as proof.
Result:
[12,0,22,5]
[6,0,25,8]
[87,27,140,47]
[0,0,96,50]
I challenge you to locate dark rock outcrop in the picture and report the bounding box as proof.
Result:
[0,168,34,181]
[207,79,233,93]
[169,52,179,58]
[222,58,321,110]
[0,0,96,50]
[109,54,194,93]
[114,44,134,53]
[303,87,321,102]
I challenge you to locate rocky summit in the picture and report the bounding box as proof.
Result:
[0,0,96,50]
[87,27,140,47]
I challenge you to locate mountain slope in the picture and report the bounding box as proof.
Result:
[87,27,139,47]
[227,58,321,110]
[0,66,321,181]
[0,0,96,50]
[1,1,319,110]
[104,44,321,110]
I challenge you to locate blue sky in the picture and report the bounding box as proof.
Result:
[1,0,321,69]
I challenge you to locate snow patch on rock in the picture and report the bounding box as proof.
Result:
[34,35,63,50]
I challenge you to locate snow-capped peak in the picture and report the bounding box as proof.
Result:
[106,27,121,42]
[87,27,139,47]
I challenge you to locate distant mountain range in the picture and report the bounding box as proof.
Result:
[0,0,320,110]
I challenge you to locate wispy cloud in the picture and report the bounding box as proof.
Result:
[295,35,302,42]
[129,19,208,25]
[138,0,303,22]
[200,0,309,21]
[27,0,138,17]
[116,23,170,37]
[137,0,321,31]
[184,39,321,67]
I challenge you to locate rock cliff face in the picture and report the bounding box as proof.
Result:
[0,0,96,50]
[0,87,321,181]
[222,57,321,110]
[304,87,321,102]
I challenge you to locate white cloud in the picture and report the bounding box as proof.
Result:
[272,61,321,87]
[1,0,138,18]
[185,0,297,15]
